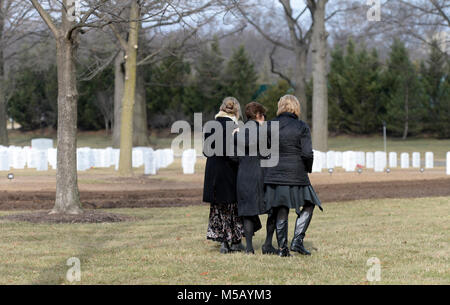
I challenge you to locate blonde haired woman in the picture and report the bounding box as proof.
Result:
[264,95,322,257]
[203,97,245,253]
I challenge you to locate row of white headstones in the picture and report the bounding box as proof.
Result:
[0,139,448,175]
[312,150,450,174]
[0,146,178,174]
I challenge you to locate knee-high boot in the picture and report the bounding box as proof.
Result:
[276,220,291,257]
[290,206,314,255]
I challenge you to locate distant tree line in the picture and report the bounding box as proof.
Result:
[7,38,450,139]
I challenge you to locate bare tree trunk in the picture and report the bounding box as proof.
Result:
[402,85,409,140]
[0,2,8,146]
[310,0,328,151]
[293,50,308,122]
[133,70,149,146]
[51,36,82,214]
[0,78,8,146]
[113,50,124,148]
[118,0,140,176]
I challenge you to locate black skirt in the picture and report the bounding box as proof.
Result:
[264,184,323,214]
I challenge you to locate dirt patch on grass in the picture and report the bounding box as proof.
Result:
[0,178,449,211]
[0,210,135,224]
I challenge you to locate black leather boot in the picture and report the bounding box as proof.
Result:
[220,242,231,254]
[230,242,245,252]
[290,207,313,255]
[276,220,291,257]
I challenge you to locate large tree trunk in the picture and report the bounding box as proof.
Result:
[113,50,125,148]
[293,50,308,122]
[118,0,140,176]
[0,2,8,146]
[310,0,328,151]
[51,37,82,214]
[0,78,8,146]
[133,70,149,146]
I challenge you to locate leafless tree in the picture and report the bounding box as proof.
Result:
[29,0,140,214]
[0,0,43,145]
[223,0,357,150]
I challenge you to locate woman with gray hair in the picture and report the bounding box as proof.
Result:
[203,97,245,253]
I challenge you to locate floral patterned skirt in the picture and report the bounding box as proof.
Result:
[206,203,244,244]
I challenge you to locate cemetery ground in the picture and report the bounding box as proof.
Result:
[0,196,448,284]
[0,131,449,284]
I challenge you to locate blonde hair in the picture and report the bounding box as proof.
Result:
[220,97,241,119]
[277,95,301,117]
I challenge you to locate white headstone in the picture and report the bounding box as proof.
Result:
[326,151,335,169]
[182,149,197,174]
[366,152,374,169]
[0,149,10,171]
[334,151,343,167]
[77,148,91,171]
[355,151,365,167]
[312,150,322,173]
[48,148,57,169]
[36,150,48,171]
[425,152,433,169]
[320,152,327,169]
[389,152,398,168]
[114,149,120,170]
[164,149,174,167]
[28,148,41,169]
[10,147,26,169]
[374,151,386,172]
[447,152,450,175]
[132,148,144,168]
[143,148,156,175]
[31,138,53,150]
[400,153,409,169]
[343,151,356,172]
[105,147,113,167]
[412,152,421,168]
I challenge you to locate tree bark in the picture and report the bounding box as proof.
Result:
[293,50,308,122]
[118,0,140,176]
[133,69,149,146]
[310,0,329,151]
[113,50,125,148]
[0,1,8,146]
[402,85,409,140]
[51,35,82,214]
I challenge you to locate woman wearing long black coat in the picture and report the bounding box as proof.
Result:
[264,95,323,257]
[203,97,244,254]
[233,102,275,254]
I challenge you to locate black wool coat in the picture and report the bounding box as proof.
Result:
[264,112,314,186]
[234,120,268,217]
[202,116,239,205]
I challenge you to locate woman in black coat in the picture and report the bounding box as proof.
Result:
[233,102,275,254]
[264,95,323,257]
[203,97,244,254]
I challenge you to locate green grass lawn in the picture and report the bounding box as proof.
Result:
[7,130,174,149]
[0,197,448,285]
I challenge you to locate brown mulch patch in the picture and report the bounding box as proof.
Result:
[0,210,135,224]
[0,178,449,212]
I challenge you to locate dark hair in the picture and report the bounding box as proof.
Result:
[245,102,266,120]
